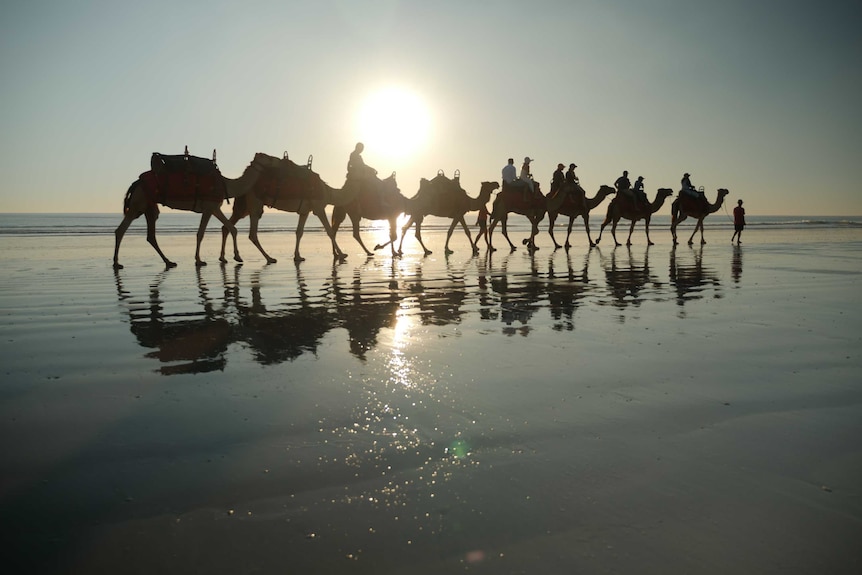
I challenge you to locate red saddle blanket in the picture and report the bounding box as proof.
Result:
[142,152,226,205]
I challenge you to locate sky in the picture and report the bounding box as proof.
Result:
[1,0,860,216]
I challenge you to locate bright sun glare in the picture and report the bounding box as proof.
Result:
[357,87,431,163]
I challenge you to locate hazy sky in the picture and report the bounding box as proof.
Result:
[1,0,860,215]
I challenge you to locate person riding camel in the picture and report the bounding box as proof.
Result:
[565,163,579,186]
[681,172,707,206]
[564,163,588,213]
[615,170,633,206]
[550,163,565,196]
[502,158,517,185]
[520,157,535,201]
[632,175,647,211]
[347,142,388,208]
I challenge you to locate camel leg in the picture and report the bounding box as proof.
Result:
[113,212,138,269]
[688,219,702,245]
[644,218,654,245]
[194,212,213,266]
[220,209,246,264]
[565,216,576,249]
[582,215,595,247]
[611,219,622,247]
[415,220,432,256]
[244,208,275,264]
[388,219,399,257]
[487,218,499,252]
[444,218,460,254]
[626,220,636,246]
[314,207,345,259]
[548,214,561,249]
[596,210,613,246]
[501,218,517,252]
[143,207,176,268]
[350,215,374,256]
[455,216,473,254]
[397,217,415,255]
[291,212,311,263]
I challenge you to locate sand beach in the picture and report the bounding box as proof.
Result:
[1,213,861,574]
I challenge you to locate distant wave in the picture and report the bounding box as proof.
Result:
[1,213,861,236]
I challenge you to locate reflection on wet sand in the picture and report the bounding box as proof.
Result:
[115,268,232,375]
[732,245,744,284]
[545,249,594,331]
[669,245,723,312]
[236,265,336,364]
[326,262,401,360]
[598,245,663,314]
[115,244,740,372]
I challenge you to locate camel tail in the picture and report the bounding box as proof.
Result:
[122,181,138,215]
[670,198,680,225]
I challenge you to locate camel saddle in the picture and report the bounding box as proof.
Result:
[551,183,585,208]
[678,191,708,212]
[501,180,544,211]
[142,152,227,206]
[613,194,646,214]
[255,158,319,206]
[344,175,394,212]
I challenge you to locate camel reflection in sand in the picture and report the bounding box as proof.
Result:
[597,246,663,316]
[545,249,595,331]
[114,268,232,375]
[669,245,723,314]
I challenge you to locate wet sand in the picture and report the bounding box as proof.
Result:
[1,221,861,574]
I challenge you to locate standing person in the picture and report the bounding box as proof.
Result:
[474,201,490,250]
[502,158,517,184]
[550,163,565,195]
[731,199,746,244]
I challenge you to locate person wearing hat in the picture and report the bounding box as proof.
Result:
[565,163,579,186]
[520,156,535,199]
[731,199,746,244]
[681,172,705,203]
[633,175,647,210]
[550,163,565,196]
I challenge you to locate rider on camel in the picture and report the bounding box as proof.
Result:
[347,142,388,208]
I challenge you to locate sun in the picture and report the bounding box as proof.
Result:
[356,86,431,162]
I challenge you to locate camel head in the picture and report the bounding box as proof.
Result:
[479,181,500,202]
[717,188,730,199]
[657,188,674,199]
[597,184,615,199]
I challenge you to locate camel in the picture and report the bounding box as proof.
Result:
[330,173,406,257]
[396,171,499,256]
[546,184,616,249]
[487,181,561,252]
[670,188,730,245]
[219,153,346,264]
[113,152,280,269]
[595,188,674,247]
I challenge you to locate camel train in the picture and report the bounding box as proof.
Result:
[114,148,733,267]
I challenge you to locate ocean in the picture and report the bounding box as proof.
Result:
[1,212,860,237]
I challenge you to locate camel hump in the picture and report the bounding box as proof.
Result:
[151,151,221,178]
